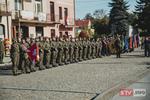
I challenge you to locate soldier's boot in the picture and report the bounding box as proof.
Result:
[88,54,92,60]
[30,64,36,72]
[52,58,58,67]
[79,52,83,61]
[64,60,69,65]
[39,65,46,70]
[46,64,52,69]
[70,56,74,63]
[58,61,64,66]
[12,67,19,76]
[53,62,58,67]
[21,67,26,74]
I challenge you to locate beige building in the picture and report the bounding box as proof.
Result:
[0,0,75,41]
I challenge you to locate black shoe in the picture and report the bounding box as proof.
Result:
[53,63,58,67]
[39,65,46,70]
[46,65,52,69]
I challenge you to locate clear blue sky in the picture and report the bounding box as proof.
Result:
[75,0,137,19]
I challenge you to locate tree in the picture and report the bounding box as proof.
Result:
[109,0,129,36]
[135,0,150,34]
[93,9,106,19]
[84,13,94,20]
[93,16,110,36]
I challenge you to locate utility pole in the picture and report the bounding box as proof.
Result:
[5,0,9,39]
[74,0,76,37]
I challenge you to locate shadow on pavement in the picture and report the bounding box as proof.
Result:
[122,54,145,58]
[0,70,13,76]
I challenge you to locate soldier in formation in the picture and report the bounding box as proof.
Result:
[10,36,112,76]
[0,38,4,64]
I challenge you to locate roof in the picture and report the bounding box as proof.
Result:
[75,19,90,27]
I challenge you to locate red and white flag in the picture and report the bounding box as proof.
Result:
[27,43,39,63]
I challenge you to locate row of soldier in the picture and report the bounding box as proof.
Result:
[10,37,103,75]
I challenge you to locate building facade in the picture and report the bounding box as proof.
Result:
[0,0,75,41]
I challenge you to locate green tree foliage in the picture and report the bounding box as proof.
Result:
[93,9,106,19]
[84,9,110,37]
[93,16,110,36]
[135,0,150,34]
[109,0,129,36]
[84,13,94,20]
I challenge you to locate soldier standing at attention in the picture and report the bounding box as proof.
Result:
[0,38,4,64]
[51,37,58,67]
[49,38,53,67]
[114,36,122,58]
[10,39,20,75]
[20,39,31,73]
[78,38,83,61]
[43,37,52,68]
[74,38,79,63]
[82,38,88,60]
[69,37,74,63]
[63,38,70,65]
[57,37,64,66]
[37,37,45,70]
[91,38,96,59]
[87,38,92,60]
[95,38,102,58]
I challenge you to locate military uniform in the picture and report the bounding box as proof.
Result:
[0,39,4,64]
[78,40,83,61]
[95,39,102,58]
[91,39,96,59]
[51,40,58,67]
[20,41,31,73]
[74,39,79,62]
[87,39,92,59]
[82,40,88,60]
[57,39,64,66]
[37,39,46,70]
[43,39,52,68]
[114,38,121,58]
[10,39,20,75]
[69,39,74,63]
[64,40,69,64]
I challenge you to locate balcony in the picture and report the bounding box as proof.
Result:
[12,11,62,25]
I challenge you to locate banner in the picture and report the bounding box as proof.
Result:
[27,43,39,63]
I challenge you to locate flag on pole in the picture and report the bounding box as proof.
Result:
[27,43,39,63]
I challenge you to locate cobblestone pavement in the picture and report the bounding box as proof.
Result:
[0,48,149,100]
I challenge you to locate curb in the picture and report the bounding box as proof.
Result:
[95,70,150,100]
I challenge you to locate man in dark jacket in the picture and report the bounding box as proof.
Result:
[114,36,122,58]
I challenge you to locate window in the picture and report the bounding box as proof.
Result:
[50,2,55,21]
[59,7,62,20]
[36,27,43,37]
[15,0,23,10]
[64,8,68,25]
[51,29,55,38]
[35,0,42,14]
[0,24,5,38]
[64,8,68,17]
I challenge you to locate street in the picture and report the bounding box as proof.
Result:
[0,48,149,100]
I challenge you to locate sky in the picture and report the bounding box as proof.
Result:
[75,0,137,19]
